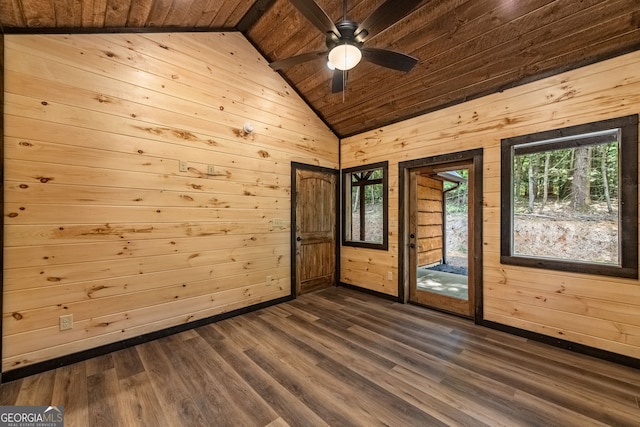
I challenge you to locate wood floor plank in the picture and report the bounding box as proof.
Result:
[243,315,387,426]
[14,368,56,405]
[112,346,145,380]
[51,363,89,427]
[86,369,123,427]
[243,345,373,426]
[453,347,640,426]
[1,286,638,426]
[117,372,166,426]
[198,323,331,427]
[156,334,244,426]
[0,377,22,405]
[259,311,487,426]
[389,365,518,427]
[183,334,279,426]
[255,312,450,426]
[457,329,640,408]
[85,353,114,377]
[135,340,209,426]
[215,316,262,351]
[265,418,291,427]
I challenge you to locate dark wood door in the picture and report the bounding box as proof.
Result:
[293,164,338,296]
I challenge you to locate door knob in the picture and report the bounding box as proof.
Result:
[296,237,302,241]
[410,233,415,239]
[409,243,415,248]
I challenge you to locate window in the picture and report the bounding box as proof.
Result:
[500,115,638,279]
[342,161,388,250]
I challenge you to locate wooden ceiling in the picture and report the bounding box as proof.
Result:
[2,0,640,137]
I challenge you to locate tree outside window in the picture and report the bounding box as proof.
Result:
[342,161,388,250]
[500,115,638,279]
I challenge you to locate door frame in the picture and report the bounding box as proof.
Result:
[398,149,484,322]
[291,162,340,298]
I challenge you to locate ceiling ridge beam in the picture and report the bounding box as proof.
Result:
[237,0,278,33]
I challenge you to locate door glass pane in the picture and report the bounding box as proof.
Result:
[416,169,469,300]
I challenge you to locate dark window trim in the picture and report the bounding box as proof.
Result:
[342,161,389,250]
[500,115,639,279]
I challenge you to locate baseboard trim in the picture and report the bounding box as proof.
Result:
[479,320,640,369]
[338,282,401,302]
[2,295,293,383]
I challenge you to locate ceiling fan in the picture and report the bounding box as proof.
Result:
[269,0,423,93]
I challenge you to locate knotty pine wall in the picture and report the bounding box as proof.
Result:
[2,32,338,372]
[341,50,640,359]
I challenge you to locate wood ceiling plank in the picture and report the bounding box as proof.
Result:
[125,0,153,26]
[270,0,384,61]
[283,0,469,100]
[80,0,95,26]
[261,0,387,79]
[104,0,132,27]
[0,0,26,27]
[248,0,297,47]
[145,0,173,27]
[52,0,83,27]
[176,0,212,28]
[195,0,225,26]
[523,21,640,75]
[255,0,388,62]
[365,0,501,64]
[349,0,389,26]
[332,14,640,135]
[315,0,637,129]
[84,0,107,27]
[207,0,237,27]
[335,31,640,137]
[20,0,56,27]
[309,0,559,112]
[162,0,194,27]
[367,0,503,53]
[221,1,256,27]
[252,0,321,59]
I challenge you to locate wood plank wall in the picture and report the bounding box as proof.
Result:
[2,32,338,372]
[341,50,640,359]
[416,175,443,267]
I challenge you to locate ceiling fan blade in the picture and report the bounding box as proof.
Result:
[362,48,418,72]
[355,0,423,42]
[269,50,328,70]
[289,0,340,37]
[331,70,347,93]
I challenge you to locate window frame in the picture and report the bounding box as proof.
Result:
[342,161,389,250]
[500,115,638,279]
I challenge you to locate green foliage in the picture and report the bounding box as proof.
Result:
[513,141,618,212]
[351,168,384,212]
[445,169,468,214]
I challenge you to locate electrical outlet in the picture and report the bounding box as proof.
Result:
[179,160,188,172]
[59,314,74,331]
[207,165,215,175]
[387,271,393,280]
[273,218,285,227]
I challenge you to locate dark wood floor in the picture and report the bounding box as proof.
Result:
[1,287,639,426]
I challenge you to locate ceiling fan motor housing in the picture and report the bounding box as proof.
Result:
[326,20,364,50]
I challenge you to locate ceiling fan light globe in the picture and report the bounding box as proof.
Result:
[328,44,362,70]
